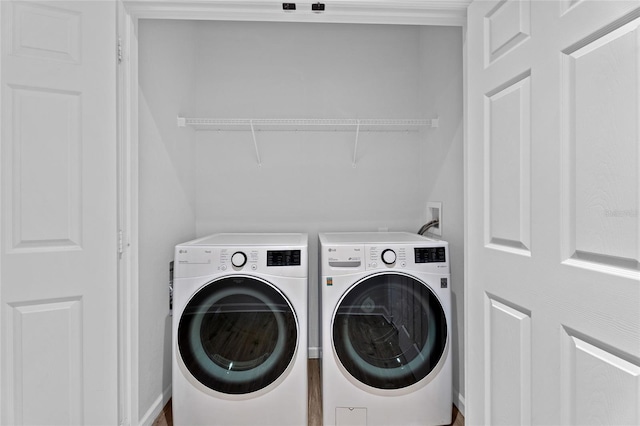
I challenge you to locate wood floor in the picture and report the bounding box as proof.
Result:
[153,359,464,426]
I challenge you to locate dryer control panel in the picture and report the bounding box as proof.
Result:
[267,250,301,266]
[174,246,307,278]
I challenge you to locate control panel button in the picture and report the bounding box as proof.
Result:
[381,249,397,265]
[231,251,247,268]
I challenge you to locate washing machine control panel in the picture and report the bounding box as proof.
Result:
[323,243,448,273]
[414,246,447,263]
[326,246,363,269]
[320,233,449,275]
[367,245,408,269]
[364,244,448,272]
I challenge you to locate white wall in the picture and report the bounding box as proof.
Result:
[418,26,465,410]
[138,20,198,423]
[192,21,427,356]
[138,19,465,418]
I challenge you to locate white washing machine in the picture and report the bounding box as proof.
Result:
[319,232,452,426]
[172,233,308,426]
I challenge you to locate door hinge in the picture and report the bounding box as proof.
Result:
[117,37,123,64]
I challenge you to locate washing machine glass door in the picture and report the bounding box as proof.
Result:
[178,276,298,394]
[333,272,447,390]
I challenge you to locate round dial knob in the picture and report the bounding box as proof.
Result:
[381,249,397,265]
[231,251,247,268]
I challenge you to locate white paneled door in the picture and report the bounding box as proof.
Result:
[1,1,117,424]
[467,1,640,425]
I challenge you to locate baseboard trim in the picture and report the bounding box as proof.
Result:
[308,346,321,359]
[139,384,172,426]
[453,389,465,417]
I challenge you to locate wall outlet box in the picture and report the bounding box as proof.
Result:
[426,201,442,237]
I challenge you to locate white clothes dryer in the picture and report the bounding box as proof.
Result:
[172,233,308,426]
[319,232,452,426]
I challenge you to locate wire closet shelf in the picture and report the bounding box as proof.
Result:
[176,116,439,167]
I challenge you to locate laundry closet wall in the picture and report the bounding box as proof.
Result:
[417,26,465,408]
[138,21,198,423]
[138,19,463,422]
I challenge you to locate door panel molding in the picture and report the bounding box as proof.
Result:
[9,1,81,64]
[6,84,83,253]
[484,0,531,66]
[484,294,532,426]
[560,12,640,275]
[484,70,531,256]
[561,326,640,425]
[6,297,83,425]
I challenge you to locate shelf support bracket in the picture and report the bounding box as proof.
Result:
[249,120,262,167]
[352,120,361,168]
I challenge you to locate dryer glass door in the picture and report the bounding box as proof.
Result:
[177,276,298,394]
[333,272,447,389]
